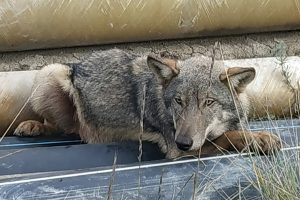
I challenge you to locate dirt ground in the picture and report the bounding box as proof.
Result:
[0,30,300,71]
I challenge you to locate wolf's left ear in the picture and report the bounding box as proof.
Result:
[219,67,255,93]
[147,55,180,87]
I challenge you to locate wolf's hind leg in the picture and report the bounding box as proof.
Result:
[14,119,60,136]
[14,64,78,137]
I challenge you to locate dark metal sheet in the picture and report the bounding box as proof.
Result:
[0,150,298,199]
[0,119,299,199]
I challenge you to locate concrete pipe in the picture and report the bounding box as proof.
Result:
[223,56,300,119]
[0,0,300,52]
[0,70,42,136]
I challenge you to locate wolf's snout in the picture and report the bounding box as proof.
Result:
[175,135,193,151]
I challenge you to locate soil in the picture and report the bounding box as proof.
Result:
[0,30,299,71]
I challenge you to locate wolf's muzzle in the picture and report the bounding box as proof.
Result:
[175,135,193,151]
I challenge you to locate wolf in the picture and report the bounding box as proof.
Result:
[13,49,280,158]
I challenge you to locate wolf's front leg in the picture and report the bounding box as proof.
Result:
[201,130,281,155]
[14,120,60,136]
[163,125,182,159]
[165,142,181,159]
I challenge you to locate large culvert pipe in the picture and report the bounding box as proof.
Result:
[1,0,300,52]
[0,70,42,136]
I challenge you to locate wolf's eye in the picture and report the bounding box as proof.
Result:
[175,97,182,105]
[205,99,215,107]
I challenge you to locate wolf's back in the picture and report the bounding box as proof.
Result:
[69,49,142,129]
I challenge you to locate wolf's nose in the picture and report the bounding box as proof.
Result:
[175,135,193,151]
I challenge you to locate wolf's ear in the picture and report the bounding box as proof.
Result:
[147,55,180,87]
[219,67,255,93]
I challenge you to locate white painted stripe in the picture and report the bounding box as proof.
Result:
[249,125,300,131]
[0,146,299,186]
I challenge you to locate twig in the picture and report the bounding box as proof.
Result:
[106,151,118,200]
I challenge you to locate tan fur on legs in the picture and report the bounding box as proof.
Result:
[29,64,79,135]
[181,131,281,157]
[14,119,60,136]
[211,130,281,154]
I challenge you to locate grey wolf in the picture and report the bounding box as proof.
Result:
[13,49,280,158]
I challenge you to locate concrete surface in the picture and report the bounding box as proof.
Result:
[0,30,300,71]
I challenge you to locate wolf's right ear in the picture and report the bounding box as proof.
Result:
[147,55,180,87]
[219,67,255,93]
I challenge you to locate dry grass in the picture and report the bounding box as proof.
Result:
[106,151,117,200]
[252,148,300,200]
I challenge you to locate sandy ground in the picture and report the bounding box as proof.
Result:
[0,30,299,71]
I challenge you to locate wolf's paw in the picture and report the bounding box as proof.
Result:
[249,132,281,154]
[14,120,45,137]
[165,148,181,159]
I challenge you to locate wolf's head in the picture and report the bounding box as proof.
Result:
[147,55,255,152]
